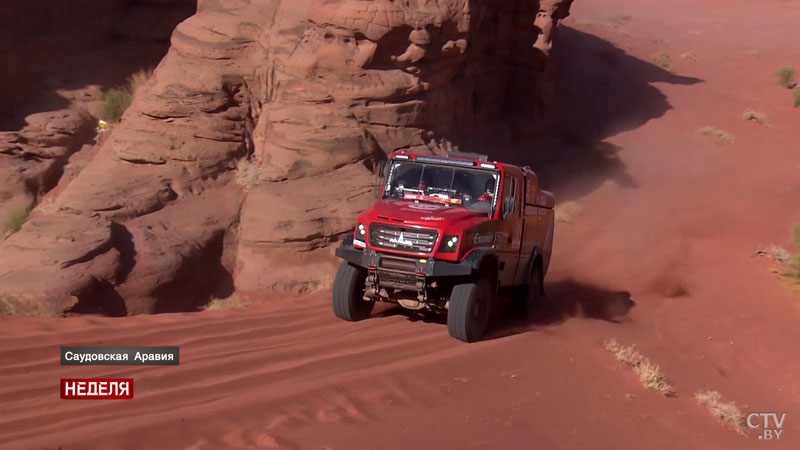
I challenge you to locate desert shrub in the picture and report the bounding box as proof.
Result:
[608,14,632,25]
[92,68,153,123]
[680,51,702,63]
[2,205,30,237]
[604,339,673,396]
[787,223,800,279]
[235,158,260,189]
[652,52,675,72]
[742,110,767,125]
[202,294,251,311]
[94,89,132,123]
[695,390,746,435]
[696,126,736,144]
[775,66,797,88]
[126,68,153,93]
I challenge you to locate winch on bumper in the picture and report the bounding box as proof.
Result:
[335,243,476,311]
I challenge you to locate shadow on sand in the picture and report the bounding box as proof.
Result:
[372,279,635,341]
[485,279,636,340]
[509,26,704,202]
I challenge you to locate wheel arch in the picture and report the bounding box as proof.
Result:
[463,248,500,286]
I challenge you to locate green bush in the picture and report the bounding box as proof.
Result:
[92,68,153,123]
[2,206,30,237]
[95,88,133,123]
[776,66,797,88]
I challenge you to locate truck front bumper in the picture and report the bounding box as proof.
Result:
[335,245,474,278]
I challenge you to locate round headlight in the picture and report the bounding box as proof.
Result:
[447,236,458,247]
[357,224,366,235]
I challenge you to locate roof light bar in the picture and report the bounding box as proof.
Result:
[479,163,496,169]
[393,154,410,160]
[415,155,475,167]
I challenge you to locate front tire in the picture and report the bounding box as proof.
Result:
[333,262,374,321]
[447,277,494,343]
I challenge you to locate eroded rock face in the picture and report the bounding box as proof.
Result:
[0,0,573,315]
[0,0,197,233]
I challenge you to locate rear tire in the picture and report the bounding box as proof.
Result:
[333,262,374,321]
[447,277,494,343]
[513,264,543,316]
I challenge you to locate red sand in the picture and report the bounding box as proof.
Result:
[2,0,800,448]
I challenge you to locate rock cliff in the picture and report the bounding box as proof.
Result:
[0,0,574,315]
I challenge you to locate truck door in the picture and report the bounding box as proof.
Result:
[498,173,523,286]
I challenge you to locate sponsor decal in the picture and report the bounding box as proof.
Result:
[353,238,366,248]
[420,216,445,221]
[472,231,503,247]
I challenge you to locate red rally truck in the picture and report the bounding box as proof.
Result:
[333,152,555,342]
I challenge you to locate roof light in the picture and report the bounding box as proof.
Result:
[480,163,496,169]
[394,155,410,160]
[415,155,474,167]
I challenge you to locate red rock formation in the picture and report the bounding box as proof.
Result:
[0,0,196,230]
[0,0,573,316]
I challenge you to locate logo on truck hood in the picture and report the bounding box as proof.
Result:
[403,203,442,211]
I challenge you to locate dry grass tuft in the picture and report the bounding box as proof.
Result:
[2,205,31,239]
[786,224,800,281]
[742,110,767,125]
[604,339,673,396]
[202,294,251,312]
[652,52,675,73]
[695,390,747,435]
[756,244,792,265]
[696,126,736,145]
[235,158,261,189]
[0,292,19,315]
[311,273,335,291]
[607,14,632,25]
[775,66,797,89]
[91,68,154,123]
[680,51,702,63]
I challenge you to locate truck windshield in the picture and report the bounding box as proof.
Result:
[383,161,500,216]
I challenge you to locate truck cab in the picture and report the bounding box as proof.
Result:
[334,151,555,342]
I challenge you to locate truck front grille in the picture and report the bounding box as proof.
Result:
[369,224,438,254]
